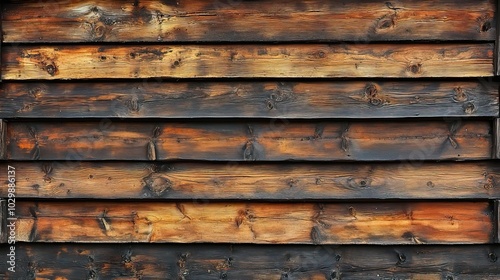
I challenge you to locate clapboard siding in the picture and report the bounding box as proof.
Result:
[2,244,500,279]
[15,201,493,244]
[3,0,496,43]
[2,44,494,80]
[5,120,492,161]
[2,0,500,278]
[2,161,500,200]
[0,120,5,160]
[1,80,498,118]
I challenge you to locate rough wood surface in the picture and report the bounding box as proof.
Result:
[496,0,500,75]
[2,0,496,43]
[2,244,500,279]
[2,44,494,80]
[1,80,498,118]
[496,118,500,159]
[14,201,493,244]
[5,120,492,161]
[3,161,500,200]
[0,120,5,160]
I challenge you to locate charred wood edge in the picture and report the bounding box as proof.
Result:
[496,0,500,75]
[0,199,5,244]
[0,120,5,160]
[495,118,500,159]
[496,200,500,243]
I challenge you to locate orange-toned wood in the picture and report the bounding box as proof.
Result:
[15,201,493,244]
[5,120,492,161]
[2,44,494,79]
[1,81,498,118]
[2,161,500,200]
[2,0,495,42]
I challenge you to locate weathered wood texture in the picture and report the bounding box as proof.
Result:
[2,244,500,279]
[0,199,5,244]
[496,118,500,159]
[496,0,500,75]
[2,0,496,43]
[14,201,493,244]
[496,200,500,243]
[3,161,500,200]
[2,44,494,80]
[5,120,492,161]
[1,80,498,118]
[0,120,5,160]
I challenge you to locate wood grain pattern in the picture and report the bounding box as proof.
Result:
[1,80,498,118]
[5,120,492,161]
[2,0,496,43]
[3,161,500,200]
[14,201,493,244]
[2,244,500,279]
[2,44,494,80]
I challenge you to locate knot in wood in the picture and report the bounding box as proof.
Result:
[45,64,57,76]
[143,173,172,197]
[463,102,475,114]
[407,63,422,74]
[452,87,468,102]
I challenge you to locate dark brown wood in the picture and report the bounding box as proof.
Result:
[3,161,500,200]
[2,0,496,43]
[1,80,498,119]
[496,118,500,159]
[496,0,500,75]
[2,244,499,279]
[0,120,5,160]
[496,200,500,243]
[2,44,494,80]
[5,120,492,161]
[0,199,5,244]
[14,201,493,244]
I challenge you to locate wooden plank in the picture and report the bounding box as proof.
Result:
[497,0,500,75]
[5,120,492,161]
[496,200,500,243]
[3,244,500,279]
[3,161,500,200]
[496,118,500,159]
[0,120,5,160]
[0,199,5,244]
[2,44,494,80]
[2,0,496,43]
[1,80,498,118]
[13,201,493,244]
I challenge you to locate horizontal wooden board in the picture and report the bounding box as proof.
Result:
[5,120,492,161]
[2,244,500,279]
[2,44,494,79]
[2,0,496,43]
[14,201,493,244]
[1,80,498,118]
[3,161,500,200]
[0,120,5,160]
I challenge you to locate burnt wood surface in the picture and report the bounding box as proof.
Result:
[0,80,498,119]
[14,201,493,244]
[5,120,492,161]
[1,244,500,279]
[0,120,5,160]
[2,161,500,200]
[2,44,494,79]
[3,0,496,43]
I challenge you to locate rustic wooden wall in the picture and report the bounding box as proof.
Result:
[1,0,500,279]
